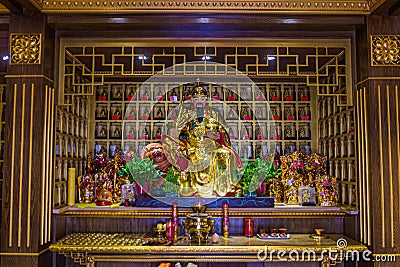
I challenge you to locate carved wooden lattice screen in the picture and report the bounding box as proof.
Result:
[57,40,356,208]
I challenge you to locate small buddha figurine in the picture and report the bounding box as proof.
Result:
[143,108,149,117]
[287,108,293,116]
[213,88,221,100]
[242,89,249,100]
[284,89,291,98]
[127,88,135,97]
[299,88,305,98]
[155,127,162,139]
[156,107,164,119]
[170,88,178,100]
[99,108,106,118]
[255,147,263,158]
[142,128,149,139]
[300,107,306,116]
[114,109,121,116]
[99,127,106,137]
[272,106,281,118]
[299,126,305,138]
[255,127,262,137]
[271,89,279,100]
[127,107,136,118]
[142,91,149,100]
[228,90,235,100]
[113,127,121,137]
[114,89,122,99]
[128,127,135,136]
[255,107,263,118]
[227,109,235,118]
[285,127,293,138]
[242,106,250,118]
[82,175,94,203]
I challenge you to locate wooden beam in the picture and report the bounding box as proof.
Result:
[0,0,23,14]
[388,0,400,15]
[371,0,400,15]
[0,0,40,15]
[47,14,365,34]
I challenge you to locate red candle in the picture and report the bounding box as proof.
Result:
[244,218,254,237]
[166,221,174,241]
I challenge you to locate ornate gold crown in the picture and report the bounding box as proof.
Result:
[190,82,208,97]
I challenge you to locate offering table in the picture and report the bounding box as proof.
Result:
[50,232,367,267]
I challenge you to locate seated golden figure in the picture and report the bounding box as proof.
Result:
[162,83,242,197]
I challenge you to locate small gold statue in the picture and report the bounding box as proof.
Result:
[156,108,164,119]
[96,187,113,205]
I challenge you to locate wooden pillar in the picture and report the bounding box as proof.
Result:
[1,13,55,266]
[356,14,400,266]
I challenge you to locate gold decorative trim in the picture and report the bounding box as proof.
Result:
[0,248,49,256]
[34,0,371,14]
[378,85,385,248]
[59,38,353,106]
[0,3,10,13]
[18,84,26,247]
[9,84,17,247]
[40,86,48,245]
[396,85,400,248]
[356,77,400,86]
[50,233,367,254]
[9,34,42,65]
[60,252,88,265]
[27,84,34,247]
[5,75,54,83]
[44,86,51,244]
[371,35,400,66]
[59,207,347,218]
[367,0,385,12]
[386,85,394,248]
[91,254,343,263]
[356,89,363,243]
[363,88,371,246]
[48,88,55,242]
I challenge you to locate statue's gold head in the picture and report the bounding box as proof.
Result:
[190,82,208,97]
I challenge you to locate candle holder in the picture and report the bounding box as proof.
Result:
[310,228,328,241]
[152,222,166,238]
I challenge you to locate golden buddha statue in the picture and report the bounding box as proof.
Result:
[162,83,242,197]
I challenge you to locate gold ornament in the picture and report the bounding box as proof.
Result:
[371,35,400,66]
[10,34,42,64]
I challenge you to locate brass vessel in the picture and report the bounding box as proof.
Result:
[183,205,214,243]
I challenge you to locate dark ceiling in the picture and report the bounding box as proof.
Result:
[47,14,366,38]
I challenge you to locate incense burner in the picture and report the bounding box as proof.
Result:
[183,206,214,243]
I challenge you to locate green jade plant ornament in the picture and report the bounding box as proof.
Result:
[124,157,164,194]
